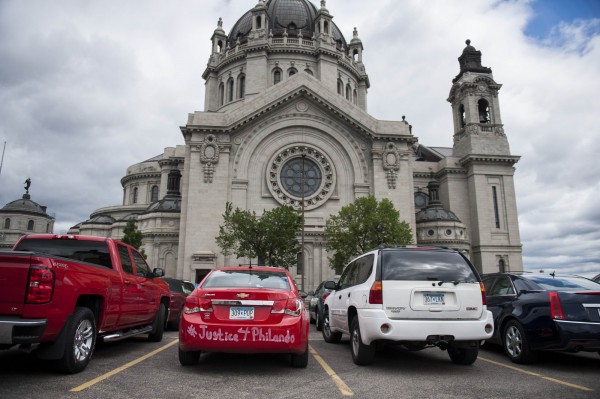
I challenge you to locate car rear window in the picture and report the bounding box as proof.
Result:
[202,270,290,290]
[381,250,478,282]
[527,276,600,291]
[14,238,113,269]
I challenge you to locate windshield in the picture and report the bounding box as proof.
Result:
[381,250,478,282]
[202,270,291,290]
[527,276,600,291]
[14,238,113,269]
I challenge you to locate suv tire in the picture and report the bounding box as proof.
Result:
[322,307,342,343]
[447,342,478,365]
[350,317,375,365]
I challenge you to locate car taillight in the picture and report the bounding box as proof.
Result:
[480,282,487,306]
[322,292,330,301]
[369,280,382,304]
[549,291,564,320]
[284,298,303,317]
[184,296,213,314]
[26,266,54,304]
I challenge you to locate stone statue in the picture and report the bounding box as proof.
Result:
[24,178,31,193]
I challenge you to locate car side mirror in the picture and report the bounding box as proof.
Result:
[152,268,164,277]
[299,290,308,298]
[323,280,337,290]
[307,291,315,296]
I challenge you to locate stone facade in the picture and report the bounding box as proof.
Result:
[67,0,523,290]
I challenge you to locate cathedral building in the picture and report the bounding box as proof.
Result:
[68,0,523,289]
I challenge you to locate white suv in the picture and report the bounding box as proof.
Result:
[322,246,494,365]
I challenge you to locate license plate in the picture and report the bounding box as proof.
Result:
[230,307,254,320]
[424,293,445,306]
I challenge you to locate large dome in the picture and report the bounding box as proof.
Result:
[1,194,50,216]
[227,0,348,51]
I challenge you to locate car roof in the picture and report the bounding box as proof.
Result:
[215,266,288,273]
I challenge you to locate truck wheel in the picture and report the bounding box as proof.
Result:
[322,307,342,343]
[57,307,96,374]
[350,317,375,365]
[148,303,166,342]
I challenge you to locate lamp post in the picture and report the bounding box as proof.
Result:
[300,154,306,291]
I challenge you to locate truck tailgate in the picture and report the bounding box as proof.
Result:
[0,252,31,314]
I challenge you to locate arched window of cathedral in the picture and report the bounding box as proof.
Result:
[288,68,297,77]
[478,99,490,123]
[353,49,359,62]
[498,258,506,273]
[238,74,246,99]
[27,220,34,231]
[337,79,343,95]
[353,89,358,104]
[305,69,313,76]
[459,104,466,127]
[256,16,262,29]
[133,187,138,204]
[46,223,50,233]
[4,218,10,229]
[227,78,234,102]
[345,84,351,100]
[273,69,282,85]
[324,21,329,34]
[218,83,224,106]
[288,22,297,33]
[217,40,223,53]
[151,185,159,203]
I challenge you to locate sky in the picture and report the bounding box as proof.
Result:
[1,0,599,276]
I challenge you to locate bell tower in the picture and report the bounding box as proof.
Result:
[448,40,510,158]
[447,40,523,274]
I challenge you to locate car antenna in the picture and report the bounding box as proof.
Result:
[550,270,555,278]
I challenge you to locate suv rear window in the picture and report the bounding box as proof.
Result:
[14,238,113,269]
[381,250,478,282]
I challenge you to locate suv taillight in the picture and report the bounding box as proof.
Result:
[369,280,383,304]
[549,292,564,320]
[479,282,487,306]
[26,266,54,304]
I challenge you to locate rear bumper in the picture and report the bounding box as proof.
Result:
[552,320,600,351]
[358,309,494,345]
[0,316,47,345]
[179,312,309,354]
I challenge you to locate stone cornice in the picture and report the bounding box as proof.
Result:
[459,154,521,167]
[120,172,161,185]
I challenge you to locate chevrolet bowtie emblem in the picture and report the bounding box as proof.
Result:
[236,293,250,298]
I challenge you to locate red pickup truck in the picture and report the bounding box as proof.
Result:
[0,234,170,373]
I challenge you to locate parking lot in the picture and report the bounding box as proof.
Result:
[0,329,598,399]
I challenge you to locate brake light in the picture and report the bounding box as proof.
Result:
[369,280,383,304]
[480,282,487,306]
[26,266,54,304]
[549,292,564,320]
[322,292,330,302]
[184,296,213,314]
[284,298,303,317]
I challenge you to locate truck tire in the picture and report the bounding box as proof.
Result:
[350,317,375,365]
[447,342,479,365]
[148,303,166,342]
[57,307,96,374]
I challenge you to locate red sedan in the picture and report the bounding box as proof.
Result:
[179,266,310,368]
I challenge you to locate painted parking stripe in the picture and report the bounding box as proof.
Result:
[309,344,354,396]
[70,339,179,392]
[478,356,593,392]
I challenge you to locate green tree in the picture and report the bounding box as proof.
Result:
[215,202,303,269]
[121,219,146,256]
[325,196,413,273]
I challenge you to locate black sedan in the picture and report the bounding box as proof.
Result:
[306,281,332,331]
[482,272,600,363]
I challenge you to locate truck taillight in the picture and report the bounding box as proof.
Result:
[480,282,487,306]
[369,280,383,304]
[549,292,564,320]
[184,296,212,314]
[26,266,54,304]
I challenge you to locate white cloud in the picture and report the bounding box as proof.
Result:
[0,0,598,275]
